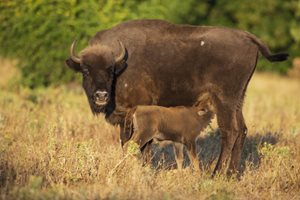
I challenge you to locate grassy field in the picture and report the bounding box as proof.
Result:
[0,59,300,200]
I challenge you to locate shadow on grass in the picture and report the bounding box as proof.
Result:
[147,129,280,173]
[0,161,16,192]
[0,130,280,189]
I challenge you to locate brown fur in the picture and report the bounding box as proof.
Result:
[122,103,213,171]
[65,19,288,174]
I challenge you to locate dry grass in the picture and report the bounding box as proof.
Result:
[0,59,20,89]
[0,58,300,200]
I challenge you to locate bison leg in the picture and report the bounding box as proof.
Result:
[213,106,239,176]
[228,109,247,174]
[173,142,184,170]
[186,140,200,172]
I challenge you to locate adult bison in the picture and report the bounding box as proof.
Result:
[65,19,288,175]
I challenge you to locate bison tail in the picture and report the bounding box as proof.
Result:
[244,31,289,62]
[265,53,289,62]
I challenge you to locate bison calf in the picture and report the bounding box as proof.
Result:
[122,104,213,170]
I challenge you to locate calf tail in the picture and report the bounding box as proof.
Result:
[244,31,288,62]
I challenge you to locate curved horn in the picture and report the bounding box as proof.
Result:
[115,40,126,64]
[70,40,81,63]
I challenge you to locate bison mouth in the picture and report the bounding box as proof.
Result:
[94,98,108,106]
[90,100,107,114]
[87,90,110,114]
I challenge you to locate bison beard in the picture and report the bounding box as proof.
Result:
[86,67,125,125]
[65,19,288,176]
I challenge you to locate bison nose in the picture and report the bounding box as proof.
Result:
[93,91,108,105]
[94,91,108,99]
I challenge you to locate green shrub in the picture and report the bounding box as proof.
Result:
[0,0,169,88]
[0,0,299,87]
[0,1,97,87]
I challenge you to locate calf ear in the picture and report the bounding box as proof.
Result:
[197,108,208,116]
[65,58,81,72]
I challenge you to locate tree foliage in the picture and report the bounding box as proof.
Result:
[0,0,299,87]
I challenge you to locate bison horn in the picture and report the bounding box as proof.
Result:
[70,40,81,63]
[115,40,126,64]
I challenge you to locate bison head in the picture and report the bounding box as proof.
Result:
[65,40,127,114]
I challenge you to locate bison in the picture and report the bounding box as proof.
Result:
[65,19,288,175]
[122,100,213,171]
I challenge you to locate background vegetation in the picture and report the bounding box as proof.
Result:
[0,1,300,199]
[0,0,299,87]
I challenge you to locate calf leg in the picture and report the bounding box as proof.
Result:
[186,140,200,172]
[173,142,184,170]
[141,140,153,165]
[130,129,157,152]
[213,105,239,176]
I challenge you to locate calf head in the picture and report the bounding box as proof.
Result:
[65,40,127,114]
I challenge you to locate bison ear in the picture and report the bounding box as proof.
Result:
[65,58,81,72]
